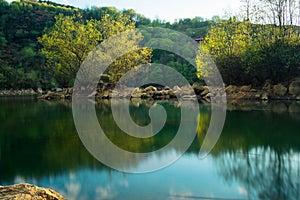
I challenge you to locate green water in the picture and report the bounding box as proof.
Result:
[0,97,300,200]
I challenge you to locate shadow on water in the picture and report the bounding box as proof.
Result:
[0,97,299,199]
[0,97,107,182]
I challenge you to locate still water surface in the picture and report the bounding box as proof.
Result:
[0,97,300,200]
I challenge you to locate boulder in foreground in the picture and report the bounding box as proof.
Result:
[0,183,65,200]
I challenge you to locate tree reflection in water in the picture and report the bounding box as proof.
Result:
[1,98,300,200]
[213,102,300,200]
[216,148,300,199]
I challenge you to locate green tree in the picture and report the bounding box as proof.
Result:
[38,14,103,86]
[196,18,252,84]
[39,13,152,86]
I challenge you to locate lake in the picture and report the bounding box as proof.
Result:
[0,97,300,200]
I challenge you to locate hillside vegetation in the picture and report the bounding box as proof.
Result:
[0,0,299,89]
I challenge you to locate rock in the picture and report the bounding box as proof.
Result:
[172,90,181,98]
[200,89,209,97]
[144,86,157,92]
[289,80,300,96]
[153,91,163,99]
[169,91,177,98]
[173,85,182,92]
[133,87,142,93]
[141,93,152,99]
[41,91,64,100]
[203,86,209,90]
[164,86,171,90]
[225,85,238,94]
[161,90,171,95]
[204,93,211,99]
[273,84,287,97]
[0,89,38,96]
[230,92,247,100]
[101,90,111,99]
[27,89,36,95]
[63,88,71,94]
[255,93,261,99]
[150,90,170,99]
[56,88,63,92]
[262,79,273,91]
[64,89,72,99]
[192,83,204,95]
[37,88,43,94]
[0,183,65,200]
[181,85,194,95]
[261,93,269,101]
[131,88,143,98]
[131,93,142,98]
[240,85,251,92]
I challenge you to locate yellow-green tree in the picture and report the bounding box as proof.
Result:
[38,13,151,86]
[196,18,251,85]
[196,14,300,85]
[196,18,252,84]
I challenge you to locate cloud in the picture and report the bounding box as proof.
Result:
[238,186,248,195]
[64,182,81,200]
[95,185,116,200]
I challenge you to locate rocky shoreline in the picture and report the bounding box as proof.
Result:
[0,88,41,96]
[226,78,300,101]
[39,78,300,102]
[1,78,300,102]
[0,183,65,200]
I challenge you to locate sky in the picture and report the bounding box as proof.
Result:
[16,0,242,22]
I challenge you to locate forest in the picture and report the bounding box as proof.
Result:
[0,0,300,88]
